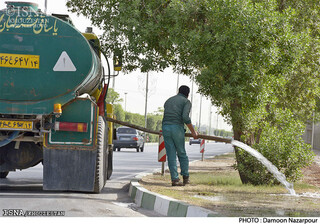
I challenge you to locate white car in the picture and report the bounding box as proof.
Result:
[189,137,201,145]
[113,127,145,152]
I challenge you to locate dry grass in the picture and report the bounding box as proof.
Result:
[140,153,320,217]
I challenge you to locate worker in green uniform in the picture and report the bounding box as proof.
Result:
[162,85,198,186]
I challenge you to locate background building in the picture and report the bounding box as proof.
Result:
[303,122,320,155]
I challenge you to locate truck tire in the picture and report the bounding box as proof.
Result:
[0,172,9,178]
[93,116,107,193]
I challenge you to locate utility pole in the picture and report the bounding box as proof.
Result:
[198,95,202,132]
[176,74,180,93]
[112,71,116,89]
[44,0,47,14]
[208,105,212,136]
[124,92,127,111]
[144,72,149,140]
[216,114,219,135]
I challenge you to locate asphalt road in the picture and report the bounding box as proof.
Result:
[0,142,233,217]
[113,142,234,181]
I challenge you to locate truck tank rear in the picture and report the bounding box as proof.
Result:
[0,1,103,115]
[0,2,113,193]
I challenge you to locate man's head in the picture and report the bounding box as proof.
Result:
[179,85,190,98]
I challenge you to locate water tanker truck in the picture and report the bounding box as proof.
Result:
[0,2,115,193]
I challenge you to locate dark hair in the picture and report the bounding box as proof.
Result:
[179,85,190,98]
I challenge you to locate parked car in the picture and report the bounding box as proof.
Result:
[113,127,145,152]
[189,137,201,145]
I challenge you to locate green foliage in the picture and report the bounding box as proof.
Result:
[106,88,123,104]
[124,112,144,128]
[235,109,315,184]
[107,88,163,142]
[316,98,320,114]
[191,0,319,132]
[213,129,233,138]
[112,102,163,142]
[113,104,125,122]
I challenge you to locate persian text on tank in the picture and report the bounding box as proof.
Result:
[0,14,58,35]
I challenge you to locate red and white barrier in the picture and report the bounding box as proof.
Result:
[158,132,166,162]
[200,139,205,153]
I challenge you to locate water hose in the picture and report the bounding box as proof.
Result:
[102,50,111,102]
[105,116,232,143]
[0,131,20,147]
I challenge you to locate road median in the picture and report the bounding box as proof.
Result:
[129,153,320,217]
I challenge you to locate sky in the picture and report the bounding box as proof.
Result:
[0,0,232,132]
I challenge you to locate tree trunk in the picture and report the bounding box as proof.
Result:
[233,129,250,184]
[230,100,250,184]
[279,0,286,12]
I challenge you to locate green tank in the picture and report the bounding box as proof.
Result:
[0,2,113,193]
[0,1,103,115]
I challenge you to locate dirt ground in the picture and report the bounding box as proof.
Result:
[301,156,320,188]
[140,153,320,217]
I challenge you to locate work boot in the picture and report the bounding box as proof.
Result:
[183,176,190,185]
[171,179,184,186]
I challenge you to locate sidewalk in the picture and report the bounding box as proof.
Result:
[128,153,320,217]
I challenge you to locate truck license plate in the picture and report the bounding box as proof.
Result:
[0,120,33,130]
[0,53,40,69]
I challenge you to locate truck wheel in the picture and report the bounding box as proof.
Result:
[136,147,140,152]
[93,116,107,193]
[117,148,121,151]
[0,172,9,178]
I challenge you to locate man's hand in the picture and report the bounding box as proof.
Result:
[187,123,199,139]
[192,131,199,139]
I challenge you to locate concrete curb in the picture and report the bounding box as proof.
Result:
[128,172,220,217]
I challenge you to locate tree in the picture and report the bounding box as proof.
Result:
[67,0,319,184]
[113,104,125,127]
[106,88,123,104]
[110,89,163,142]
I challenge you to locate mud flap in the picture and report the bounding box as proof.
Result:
[43,147,97,192]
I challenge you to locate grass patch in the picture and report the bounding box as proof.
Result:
[293,182,320,192]
[140,153,320,216]
[193,173,242,186]
[214,153,235,159]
